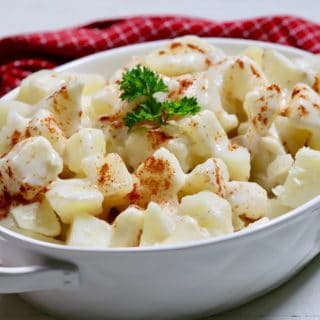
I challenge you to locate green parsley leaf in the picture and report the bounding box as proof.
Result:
[124,97,163,130]
[120,65,201,130]
[162,97,201,120]
[120,65,167,102]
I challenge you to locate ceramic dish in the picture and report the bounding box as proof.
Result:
[0,38,320,320]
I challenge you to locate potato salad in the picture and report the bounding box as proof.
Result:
[1,36,320,248]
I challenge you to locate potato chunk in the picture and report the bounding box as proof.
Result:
[181,158,229,197]
[262,50,314,88]
[11,201,61,237]
[91,83,124,117]
[162,216,209,245]
[266,198,291,219]
[226,181,268,230]
[0,100,33,129]
[67,214,111,248]
[134,148,186,206]
[0,110,29,156]
[110,206,144,247]
[222,56,268,112]
[83,153,133,201]
[174,111,250,181]
[64,128,106,174]
[278,147,320,208]
[179,191,233,237]
[145,36,225,76]
[170,72,238,132]
[46,179,103,223]
[40,79,84,137]
[18,70,104,104]
[18,70,69,104]
[0,136,63,200]
[140,202,176,246]
[26,109,66,155]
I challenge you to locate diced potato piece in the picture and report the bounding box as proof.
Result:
[0,100,33,128]
[171,72,238,132]
[275,116,310,155]
[18,70,104,104]
[140,202,176,246]
[64,128,106,174]
[83,153,133,200]
[278,147,320,208]
[162,216,210,245]
[18,230,63,244]
[145,36,225,76]
[91,84,123,117]
[0,110,29,156]
[242,46,264,66]
[175,110,227,159]
[76,73,106,96]
[40,80,84,137]
[253,153,293,193]
[179,191,233,237]
[10,201,61,237]
[135,148,186,206]
[0,137,63,200]
[27,109,66,155]
[124,129,159,169]
[222,56,268,113]
[124,128,172,170]
[175,111,250,181]
[288,84,320,127]
[244,84,281,136]
[266,154,294,187]
[67,214,111,248]
[0,215,63,244]
[219,146,250,182]
[250,135,287,190]
[181,158,229,197]
[262,50,314,88]
[18,70,68,104]
[283,84,320,151]
[266,198,291,219]
[110,206,144,247]
[226,181,268,222]
[46,179,103,223]
[165,137,192,173]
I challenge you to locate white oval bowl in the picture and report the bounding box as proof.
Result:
[0,38,319,320]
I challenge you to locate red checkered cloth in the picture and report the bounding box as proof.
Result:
[1,15,320,96]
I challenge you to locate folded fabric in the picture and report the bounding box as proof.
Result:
[1,15,320,96]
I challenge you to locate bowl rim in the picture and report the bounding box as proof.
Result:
[0,37,318,254]
[2,194,320,254]
[1,37,312,101]
[53,37,312,72]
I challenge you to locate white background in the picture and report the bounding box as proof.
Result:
[0,0,319,38]
[1,0,320,319]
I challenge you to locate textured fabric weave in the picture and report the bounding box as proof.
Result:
[1,15,320,96]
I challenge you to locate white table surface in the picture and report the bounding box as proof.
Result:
[1,1,320,319]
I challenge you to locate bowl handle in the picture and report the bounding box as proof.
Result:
[0,235,81,295]
[0,261,79,293]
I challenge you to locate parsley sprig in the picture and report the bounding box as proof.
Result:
[120,65,167,102]
[120,65,201,130]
